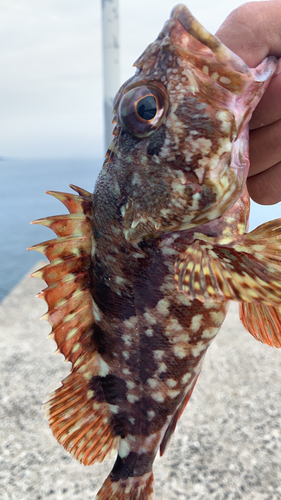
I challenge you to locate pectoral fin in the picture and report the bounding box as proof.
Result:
[239,303,281,348]
[174,218,281,306]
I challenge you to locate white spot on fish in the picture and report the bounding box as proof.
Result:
[92,298,102,322]
[166,378,177,388]
[168,389,180,399]
[203,301,217,310]
[126,380,135,390]
[154,350,164,360]
[122,334,131,346]
[109,404,119,414]
[156,298,170,316]
[182,372,192,384]
[166,317,184,333]
[171,179,186,196]
[148,378,158,389]
[202,327,218,339]
[115,276,127,285]
[157,362,167,374]
[147,410,155,420]
[119,439,130,458]
[127,394,139,403]
[145,328,154,337]
[91,237,96,258]
[210,310,225,326]
[192,341,206,357]
[152,391,164,403]
[177,294,192,306]
[220,76,231,85]
[173,345,186,359]
[99,356,110,376]
[144,311,157,325]
[190,314,203,332]
[161,245,178,256]
[211,71,219,81]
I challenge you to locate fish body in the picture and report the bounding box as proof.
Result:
[31,4,281,499]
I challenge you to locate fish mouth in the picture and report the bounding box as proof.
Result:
[168,4,254,95]
[170,4,222,56]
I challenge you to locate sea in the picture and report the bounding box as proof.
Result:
[1,157,280,303]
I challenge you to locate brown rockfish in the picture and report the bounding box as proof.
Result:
[30,4,281,499]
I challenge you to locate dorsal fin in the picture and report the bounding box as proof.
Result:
[29,185,94,364]
[44,371,118,465]
[29,185,119,464]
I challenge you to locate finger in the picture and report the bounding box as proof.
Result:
[216,1,281,67]
[249,118,281,176]
[247,161,281,205]
[250,61,281,129]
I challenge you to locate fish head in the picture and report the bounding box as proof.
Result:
[107,4,276,243]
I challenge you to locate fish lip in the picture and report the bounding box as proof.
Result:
[169,4,253,85]
[170,3,222,54]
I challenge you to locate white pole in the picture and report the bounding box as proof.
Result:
[101,0,120,152]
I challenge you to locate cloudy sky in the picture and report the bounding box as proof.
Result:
[0,0,264,159]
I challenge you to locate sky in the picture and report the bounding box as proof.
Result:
[0,0,265,159]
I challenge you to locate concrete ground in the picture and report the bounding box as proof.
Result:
[1,264,281,500]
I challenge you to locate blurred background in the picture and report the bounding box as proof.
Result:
[0,0,280,301]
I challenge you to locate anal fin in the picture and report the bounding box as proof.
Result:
[160,374,199,456]
[175,218,281,306]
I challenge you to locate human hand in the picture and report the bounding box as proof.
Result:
[216,1,281,205]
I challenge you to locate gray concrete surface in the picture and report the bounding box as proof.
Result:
[1,264,281,500]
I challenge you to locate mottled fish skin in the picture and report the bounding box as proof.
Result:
[30,4,281,500]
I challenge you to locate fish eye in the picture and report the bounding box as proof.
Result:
[136,95,157,120]
[118,84,168,138]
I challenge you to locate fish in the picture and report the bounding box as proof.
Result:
[30,4,281,499]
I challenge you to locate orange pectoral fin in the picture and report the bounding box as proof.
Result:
[174,218,281,306]
[239,303,281,348]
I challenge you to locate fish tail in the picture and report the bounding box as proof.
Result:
[96,469,154,500]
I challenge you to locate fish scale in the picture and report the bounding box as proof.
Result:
[30,4,281,499]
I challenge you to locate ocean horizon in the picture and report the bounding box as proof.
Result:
[1,157,280,302]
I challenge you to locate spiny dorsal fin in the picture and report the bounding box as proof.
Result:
[29,185,94,364]
[174,218,281,306]
[30,186,119,464]
[46,184,92,214]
